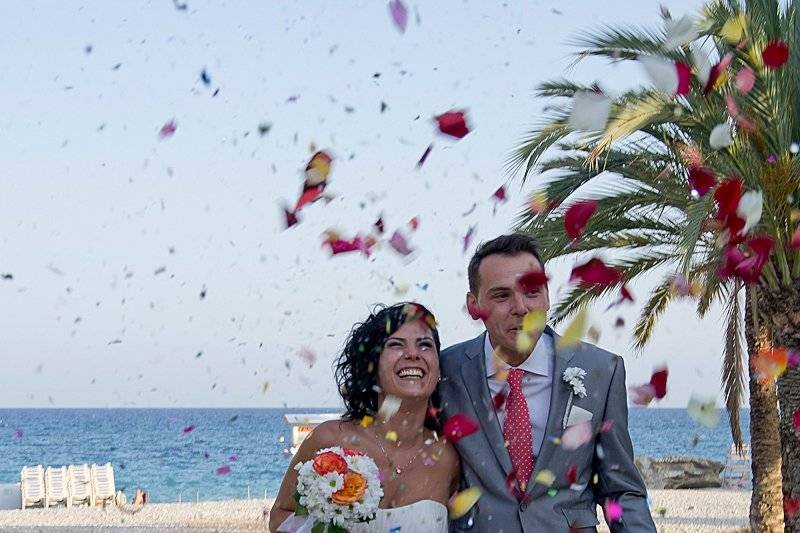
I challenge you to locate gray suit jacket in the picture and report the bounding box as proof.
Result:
[439,327,656,532]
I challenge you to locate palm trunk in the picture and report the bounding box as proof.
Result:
[746,286,784,533]
[757,282,800,532]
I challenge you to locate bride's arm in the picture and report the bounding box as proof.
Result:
[268,421,339,532]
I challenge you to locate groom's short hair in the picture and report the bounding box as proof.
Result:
[468,233,544,293]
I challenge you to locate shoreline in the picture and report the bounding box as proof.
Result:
[0,489,751,532]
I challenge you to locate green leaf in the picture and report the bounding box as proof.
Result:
[311,522,325,533]
[294,492,308,516]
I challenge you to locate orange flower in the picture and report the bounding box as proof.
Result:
[331,472,367,505]
[312,451,347,475]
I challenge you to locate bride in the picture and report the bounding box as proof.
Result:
[269,302,460,532]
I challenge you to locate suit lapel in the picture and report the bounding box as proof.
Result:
[460,332,513,477]
[525,326,577,501]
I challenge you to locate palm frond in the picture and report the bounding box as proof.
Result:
[722,280,745,452]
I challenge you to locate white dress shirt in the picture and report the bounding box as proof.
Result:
[484,331,553,457]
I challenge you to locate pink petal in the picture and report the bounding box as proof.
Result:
[463,225,477,254]
[216,465,231,475]
[443,414,479,443]
[159,119,177,139]
[182,425,195,434]
[569,258,622,287]
[675,62,691,96]
[388,0,408,34]
[604,499,623,522]
[388,230,414,256]
[492,185,507,202]
[629,384,656,406]
[735,67,756,93]
[561,421,593,450]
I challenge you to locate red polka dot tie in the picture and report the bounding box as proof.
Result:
[503,368,533,494]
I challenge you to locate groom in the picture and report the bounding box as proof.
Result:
[439,234,656,532]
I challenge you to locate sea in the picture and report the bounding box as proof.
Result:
[0,408,750,503]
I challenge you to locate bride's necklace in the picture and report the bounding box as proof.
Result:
[372,429,423,476]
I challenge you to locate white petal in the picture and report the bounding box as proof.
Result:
[568,90,612,132]
[377,394,402,420]
[737,190,763,234]
[639,55,679,94]
[663,14,698,50]
[691,47,712,87]
[709,123,732,149]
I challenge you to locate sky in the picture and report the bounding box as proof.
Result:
[0,0,730,409]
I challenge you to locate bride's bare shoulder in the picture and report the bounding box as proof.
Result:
[307,419,359,447]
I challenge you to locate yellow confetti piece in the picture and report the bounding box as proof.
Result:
[592,473,599,485]
[385,431,398,442]
[587,325,601,344]
[449,487,482,519]
[791,208,800,223]
[528,191,548,214]
[360,416,374,428]
[534,469,556,487]
[713,70,729,90]
[516,331,533,353]
[556,306,588,349]
[522,309,547,333]
[720,14,746,44]
[260,382,270,394]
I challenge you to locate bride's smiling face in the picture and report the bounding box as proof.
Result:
[377,319,439,401]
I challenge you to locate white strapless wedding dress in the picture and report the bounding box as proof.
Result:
[350,500,448,532]
[278,500,448,533]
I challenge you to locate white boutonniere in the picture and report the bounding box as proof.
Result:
[562,367,587,398]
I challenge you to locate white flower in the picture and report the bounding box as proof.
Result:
[563,367,588,398]
[737,190,763,235]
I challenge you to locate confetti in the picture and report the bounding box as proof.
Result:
[561,421,593,450]
[216,465,231,475]
[435,110,470,139]
[442,414,479,443]
[735,67,755,93]
[569,258,622,287]
[322,231,376,257]
[200,68,211,86]
[793,408,800,436]
[752,346,790,382]
[522,309,547,333]
[492,391,507,411]
[159,119,177,139]
[517,270,548,292]
[604,499,623,522]
[360,416,374,428]
[688,166,716,198]
[504,470,524,500]
[709,123,732,149]
[261,382,269,394]
[639,56,690,96]
[388,230,414,256]
[297,347,317,367]
[786,497,800,519]
[568,90,612,132]
[564,200,598,240]
[566,465,578,485]
[449,487,481,519]
[416,144,433,168]
[703,53,733,95]
[719,235,774,283]
[182,425,195,434]
[528,191,548,214]
[762,40,789,69]
[492,185,507,203]
[725,94,757,133]
[534,469,556,487]
[720,14,746,43]
[663,14,697,49]
[687,395,720,427]
[385,431,398,442]
[388,0,408,34]
[629,366,668,406]
[556,306,589,349]
[466,300,491,321]
[791,227,800,250]
[463,225,477,254]
[229,454,238,461]
[14,430,23,439]
[378,395,402,420]
[736,190,763,234]
[284,151,334,228]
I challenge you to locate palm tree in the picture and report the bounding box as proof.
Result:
[507,1,798,531]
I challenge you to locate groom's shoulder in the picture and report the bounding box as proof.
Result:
[573,339,623,373]
[439,333,482,370]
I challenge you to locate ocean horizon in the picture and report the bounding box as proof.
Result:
[1,407,750,503]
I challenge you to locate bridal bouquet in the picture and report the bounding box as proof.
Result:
[283,447,383,533]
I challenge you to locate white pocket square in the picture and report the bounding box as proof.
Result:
[565,405,593,427]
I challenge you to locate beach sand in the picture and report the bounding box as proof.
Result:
[0,489,750,532]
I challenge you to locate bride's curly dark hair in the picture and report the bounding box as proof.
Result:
[333,302,443,431]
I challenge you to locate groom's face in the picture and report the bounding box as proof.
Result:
[467,252,549,361]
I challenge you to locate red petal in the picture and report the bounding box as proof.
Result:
[435,110,470,139]
[443,414,479,443]
[492,185,507,202]
[505,470,524,501]
[216,465,231,475]
[284,207,299,228]
[675,62,691,95]
[182,425,195,434]
[517,270,549,292]
[649,367,669,399]
[492,391,507,411]
[569,258,622,287]
[793,408,800,436]
[762,40,790,69]
[688,166,717,197]
[294,184,326,212]
[791,227,800,250]
[466,300,491,320]
[566,465,578,485]
[786,497,800,519]
[719,245,746,278]
[564,201,598,240]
